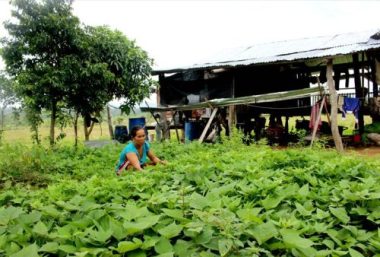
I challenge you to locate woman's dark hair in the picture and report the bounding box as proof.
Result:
[130,125,145,138]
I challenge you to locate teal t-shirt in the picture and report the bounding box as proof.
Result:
[116,141,150,171]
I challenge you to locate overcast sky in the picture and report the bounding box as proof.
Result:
[1,0,380,70]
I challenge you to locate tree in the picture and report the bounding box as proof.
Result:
[1,0,81,145]
[0,73,18,130]
[65,25,154,142]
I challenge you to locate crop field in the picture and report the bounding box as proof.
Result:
[0,133,380,257]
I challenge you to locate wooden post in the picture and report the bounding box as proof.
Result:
[371,56,378,97]
[353,53,364,134]
[327,59,344,152]
[228,73,236,134]
[106,105,114,140]
[310,96,325,147]
[199,108,218,143]
[172,111,180,143]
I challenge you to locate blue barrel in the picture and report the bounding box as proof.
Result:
[114,125,129,143]
[129,117,148,139]
[185,121,202,142]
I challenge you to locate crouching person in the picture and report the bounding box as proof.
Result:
[115,125,166,175]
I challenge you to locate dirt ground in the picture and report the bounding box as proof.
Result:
[348,146,380,157]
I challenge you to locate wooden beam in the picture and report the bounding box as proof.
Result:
[310,96,325,147]
[371,55,379,97]
[353,53,364,134]
[199,108,218,143]
[327,59,344,153]
[228,73,236,134]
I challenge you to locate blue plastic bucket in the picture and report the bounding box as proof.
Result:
[129,117,148,139]
[185,121,202,142]
[114,125,129,143]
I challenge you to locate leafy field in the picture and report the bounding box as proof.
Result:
[0,138,380,257]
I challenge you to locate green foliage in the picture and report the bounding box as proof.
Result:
[0,140,379,256]
[1,0,154,145]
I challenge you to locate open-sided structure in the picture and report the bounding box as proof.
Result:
[145,30,380,144]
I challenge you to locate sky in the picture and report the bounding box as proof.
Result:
[1,0,380,70]
[0,0,380,106]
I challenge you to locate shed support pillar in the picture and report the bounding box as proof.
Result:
[353,53,364,134]
[327,58,344,153]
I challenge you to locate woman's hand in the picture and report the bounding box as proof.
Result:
[159,160,168,165]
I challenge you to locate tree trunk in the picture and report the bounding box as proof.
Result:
[74,111,79,147]
[327,59,344,153]
[107,105,114,139]
[49,101,57,146]
[1,107,4,131]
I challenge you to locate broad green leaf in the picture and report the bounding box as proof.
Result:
[261,195,283,210]
[0,234,6,249]
[124,215,161,235]
[18,211,41,224]
[247,221,278,245]
[316,250,332,257]
[200,251,219,257]
[295,202,312,216]
[236,208,262,223]
[316,208,330,219]
[298,184,309,197]
[116,238,143,253]
[39,242,59,253]
[162,209,189,222]
[6,242,20,255]
[329,207,350,224]
[156,253,174,257]
[10,244,39,257]
[158,222,183,239]
[218,239,233,257]
[119,204,150,221]
[59,244,77,254]
[87,228,112,243]
[39,205,61,219]
[55,225,72,239]
[189,193,209,210]
[142,236,160,250]
[0,207,23,225]
[128,250,147,257]
[32,221,49,236]
[174,240,193,257]
[195,226,213,244]
[137,215,161,229]
[155,237,173,254]
[280,229,313,249]
[349,248,365,257]
[108,218,125,240]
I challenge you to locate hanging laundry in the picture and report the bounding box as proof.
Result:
[309,102,322,131]
[341,97,360,122]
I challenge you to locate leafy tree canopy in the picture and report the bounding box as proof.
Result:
[1,0,154,144]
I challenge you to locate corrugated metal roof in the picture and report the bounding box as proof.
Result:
[154,29,380,74]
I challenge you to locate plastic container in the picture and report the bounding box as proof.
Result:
[114,125,129,143]
[129,117,148,139]
[185,121,202,142]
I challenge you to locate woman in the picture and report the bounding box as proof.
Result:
[115,125,166,175]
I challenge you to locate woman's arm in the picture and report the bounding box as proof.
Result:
[147,150,166,165]
[126,152,143,171]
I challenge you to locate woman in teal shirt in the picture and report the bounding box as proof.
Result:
[116,125,166,175]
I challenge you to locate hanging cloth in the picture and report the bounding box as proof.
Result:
[309,102,322,131]
[341,97,360,123]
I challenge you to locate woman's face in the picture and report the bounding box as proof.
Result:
[133,129,146,145]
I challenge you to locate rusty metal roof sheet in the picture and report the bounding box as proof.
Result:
[154,29,380,74]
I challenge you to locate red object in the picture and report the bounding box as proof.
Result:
[353,134,361,143]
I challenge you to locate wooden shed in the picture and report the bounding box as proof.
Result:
[147,29,380,144]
